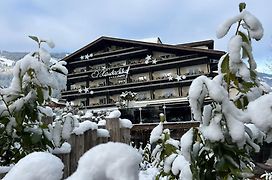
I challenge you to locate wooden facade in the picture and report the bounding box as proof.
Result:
[61,36,224,123]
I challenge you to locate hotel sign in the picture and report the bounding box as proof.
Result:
[90,66,130,79]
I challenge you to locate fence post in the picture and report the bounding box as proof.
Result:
[106,117,121,142]
[56,153,70,179]
[68,133,85,174]
[97,129,110,145]
[120,128,131,144]
[84,129,97,152]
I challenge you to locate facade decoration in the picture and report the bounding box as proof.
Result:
[144,55,157,65]
[90,66,130,79]
[80,53,94,60]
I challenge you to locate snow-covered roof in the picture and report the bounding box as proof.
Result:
[137,37,162,44]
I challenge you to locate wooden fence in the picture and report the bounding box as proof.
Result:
[0,120,200,179]
[2,119,271,179]
[57,117,131,178]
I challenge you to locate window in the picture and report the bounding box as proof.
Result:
[136,91,151,101]
[99,98,107,104]
[80,100,86,106]
[154,88,179,99]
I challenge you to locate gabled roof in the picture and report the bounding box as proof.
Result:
[136,37,162,44]
[62,36,225,62]
[177,40,214,49]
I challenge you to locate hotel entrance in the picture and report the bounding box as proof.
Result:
[120,104,192,124]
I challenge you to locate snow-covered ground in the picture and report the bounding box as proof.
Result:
[0,56,15,66]
[0,56,14,87]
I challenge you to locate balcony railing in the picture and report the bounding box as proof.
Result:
[67,54,205,78]
[63,76,203,98]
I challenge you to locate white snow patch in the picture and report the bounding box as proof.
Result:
[0,165,13,174]
[81,111,93,119]
[172,155,192,180]
[150,122,163,144]
[180,128,193,162]
[98,120,106,126]
[106,110,121,119]
[67,142,141,180]
[3,152,63,180]
[137,37,161,44]
[37,106,53,117]
[228,35,242,64]
[216,10,263,41]
[200,118,224,142]
[97,129,110,137]
[62,113,79,140]
[51,142,71,154]
[163,154,177,173]
[119,118,133,129]
[242,10,264,40]
[245,123,265,143]
[0,56,15,66]
[247,94,272,132]
[139,167,158,180]
[72,120,98,135]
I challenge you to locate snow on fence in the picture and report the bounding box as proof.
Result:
[0,118,201,179]
[130,121,200,147]
[56,120,200,178]
[56,116,131,178]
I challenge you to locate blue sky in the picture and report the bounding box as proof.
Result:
[0,0,271,72]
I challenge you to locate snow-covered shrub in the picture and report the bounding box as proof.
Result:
[47,112,79,148]
[186,3,272,179]
[132,141,154,171]
[67,142,141,180]
[261,172,272,180]
[80,109,107,123]
[149,119,192,179]
[145,3,271,180]
[0,36,68,165]
[3,152,64,180]
[139,143,153,171]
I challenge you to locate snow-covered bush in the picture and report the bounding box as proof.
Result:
[261,172,272,180]
[186,3,272,179]
[139,143,153,171]
[144,3,271,180]
[149,119,192,179]
[48,112,79,148]
[0,36,69,165]
[3,152,64,180]
[67,142,141,180]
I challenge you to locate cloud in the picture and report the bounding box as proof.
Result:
[0,0,271,66]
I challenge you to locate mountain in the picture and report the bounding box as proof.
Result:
[0,50,68,61]
[258,72,272,87]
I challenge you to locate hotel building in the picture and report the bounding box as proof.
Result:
[61,36,224,123]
